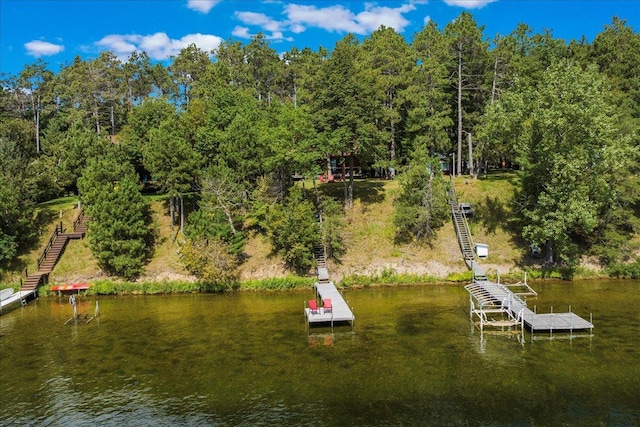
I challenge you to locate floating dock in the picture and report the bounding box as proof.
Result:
[465,280,593,335]
[304,281,354,329]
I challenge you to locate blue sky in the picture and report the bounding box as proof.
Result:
[1,0,638,76]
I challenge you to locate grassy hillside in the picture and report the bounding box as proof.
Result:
[321,172,530,282]
[2,172,545,288]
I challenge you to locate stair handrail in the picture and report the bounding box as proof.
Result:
[73,209,84,231]
[37,221,63,270]
[448,178,475,261]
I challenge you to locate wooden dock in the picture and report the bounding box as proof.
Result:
[305,282,355,328]
[465,280,593,334]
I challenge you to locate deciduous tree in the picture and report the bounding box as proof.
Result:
[483,61,637,273]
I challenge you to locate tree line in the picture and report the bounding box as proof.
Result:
[1,13,639,281]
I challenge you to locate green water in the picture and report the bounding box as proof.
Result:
[1,281,638,426]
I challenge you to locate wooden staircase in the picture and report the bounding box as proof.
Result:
[313,207,330,284]
[21,210,88,292]
[314,243,330,284]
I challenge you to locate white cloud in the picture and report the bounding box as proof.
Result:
[266,31,293,42]
[355,4,416,33]
[24,40,65,57]
[95,35,138,57]
[186,0,219,13]
[283,3,415,35]
[285,4,363,34]
[235,10,299,41]
[232,26,252,39]
[180,33,223,52]
[95,32,223,61]
[232,2,417,41]
[443,0,497,9]
[236,11,283,33]
[290,23,306,34]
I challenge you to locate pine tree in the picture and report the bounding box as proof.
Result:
[78,152,152,279]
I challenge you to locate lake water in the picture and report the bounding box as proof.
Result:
[1,280,639,426]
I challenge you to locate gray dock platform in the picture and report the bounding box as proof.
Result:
[305,282,354,327]
[465,280,593,333]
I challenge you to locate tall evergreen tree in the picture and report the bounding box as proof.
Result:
[18,59,54,153]
[314,34,380,207]
[78,152,152,279]
[169,44,211,106]
[244,33,282,106]
[590,17,640,128]
[361,26,415,175]
[280,46,328,108]
[445,12,489,176]
[0,136,43,263]
[144,113,201,230]
[409,20,454,155]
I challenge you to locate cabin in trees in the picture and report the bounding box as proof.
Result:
[319,153,363,182]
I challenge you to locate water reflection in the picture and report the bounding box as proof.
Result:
[1,281,639,425]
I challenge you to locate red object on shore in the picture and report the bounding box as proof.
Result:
[50,283,90,291]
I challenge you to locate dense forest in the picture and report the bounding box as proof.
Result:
[1,13,639,283]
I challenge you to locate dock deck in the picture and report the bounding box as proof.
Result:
[305,282,354,327]
[465,280,593,333]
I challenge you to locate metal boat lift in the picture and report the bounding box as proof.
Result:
[465,279,594,338]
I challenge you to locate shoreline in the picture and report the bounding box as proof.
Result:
[31,267,614,297]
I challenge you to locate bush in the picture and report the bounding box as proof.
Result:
[179,237,239,291]
[238,277,315,291]
[339,268,440,287]
[607,260,640,279]
[444,271,474,283]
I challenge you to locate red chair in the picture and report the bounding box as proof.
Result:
[308,299,319,315]
[323,299,332,314]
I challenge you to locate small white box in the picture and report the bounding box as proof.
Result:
[475,243,488,258]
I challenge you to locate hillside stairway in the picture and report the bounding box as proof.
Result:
[21,209,88,293]
[313,243,330,284]
[446,179,594,337]
[447,180,484,279]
